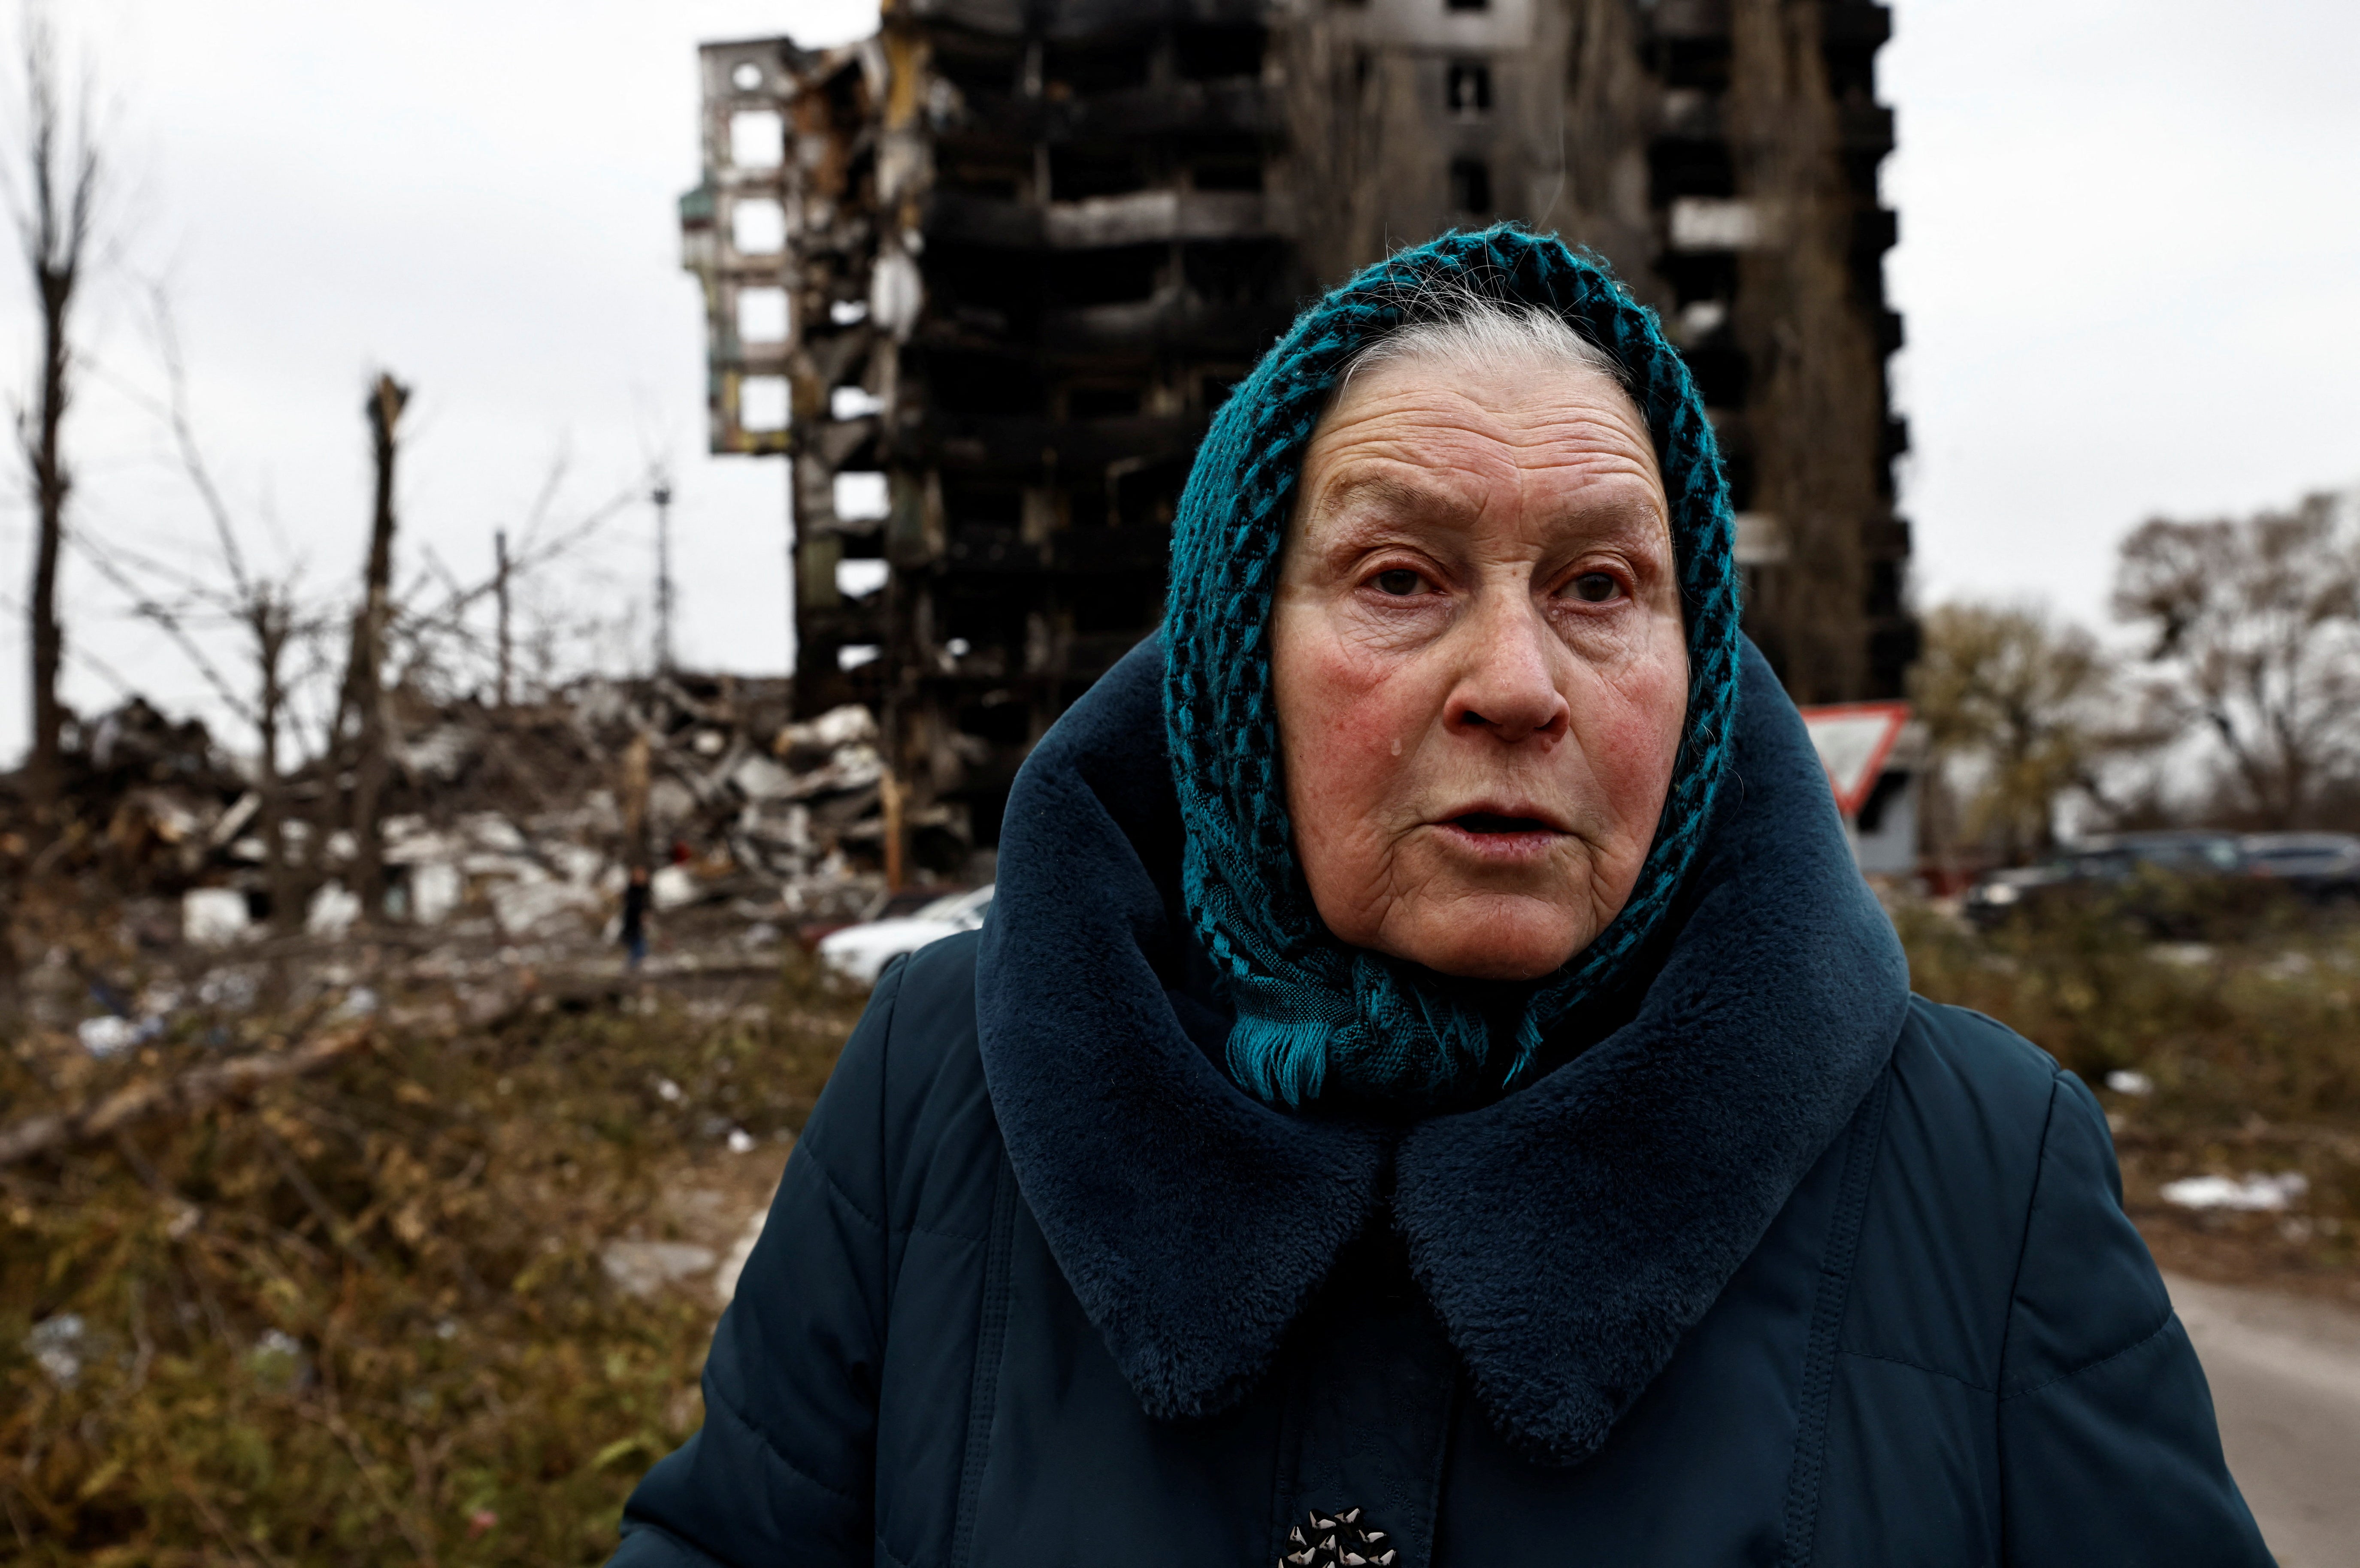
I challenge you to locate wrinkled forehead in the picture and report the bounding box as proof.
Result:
[1292,351,1670,535]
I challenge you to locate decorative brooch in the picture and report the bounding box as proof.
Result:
[1280,1507,1398,1567]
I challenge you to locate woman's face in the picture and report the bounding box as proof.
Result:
[1269,353,1688,982]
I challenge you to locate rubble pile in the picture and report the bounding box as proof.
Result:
[3,671,950,954]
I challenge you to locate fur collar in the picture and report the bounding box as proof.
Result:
[975,635,1909,1462]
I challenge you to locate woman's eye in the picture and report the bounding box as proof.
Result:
[1569,571,1620,603]
[1373,568,1424,596]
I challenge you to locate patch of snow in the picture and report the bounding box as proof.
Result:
[2161,1172,2310,1212]
[600,1241,718,1300]
[2105,1070,2156,1097]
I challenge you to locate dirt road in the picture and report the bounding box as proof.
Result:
[2169,1272,2360,1567]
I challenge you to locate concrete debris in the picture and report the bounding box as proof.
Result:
[306,882,362,938]
[13,671,939,948]
[183,887,253,946]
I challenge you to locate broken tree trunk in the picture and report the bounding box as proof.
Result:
[0,1026,371,1167]
[620,728,652,866]
[343,372,409,922]
[494,528,513,708]
[13,15,99,814]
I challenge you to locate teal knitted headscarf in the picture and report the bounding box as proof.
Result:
[1162,226,1742,1109]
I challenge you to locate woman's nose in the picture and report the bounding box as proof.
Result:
[1444,599,1570,745]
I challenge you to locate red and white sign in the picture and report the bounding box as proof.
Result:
[1796,701,1911,819]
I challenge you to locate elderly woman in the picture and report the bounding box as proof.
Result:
[611,230,2268,1565]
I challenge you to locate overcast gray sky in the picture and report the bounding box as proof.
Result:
[0,0,2353,760]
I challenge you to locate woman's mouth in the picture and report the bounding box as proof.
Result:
[1434,810,1569,861]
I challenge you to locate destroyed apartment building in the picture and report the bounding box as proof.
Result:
[681,0,1912,852]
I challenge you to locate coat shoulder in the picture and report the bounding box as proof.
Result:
[1894,996,2062,1113]
[1878,996,2069,1203]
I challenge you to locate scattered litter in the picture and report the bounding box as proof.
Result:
[250,1327,305,1384]
[2159,1172,2309,1212]
[78,1015,142,1057]
[2104,1070,2155,1097]
[26,1314,85,1386]
[196,967,260,1012]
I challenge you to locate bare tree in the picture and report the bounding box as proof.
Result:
[8,4,100,810]
[1911,602,2130,865]
[2114,492,2360,828]
[150,295,319,924]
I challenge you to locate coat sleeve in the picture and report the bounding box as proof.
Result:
[608,960,910,1567]
[1995,1070,2274,1566]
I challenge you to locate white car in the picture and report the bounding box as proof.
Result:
[816,884,994,985]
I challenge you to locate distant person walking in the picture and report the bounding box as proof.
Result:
[619,864,651,970]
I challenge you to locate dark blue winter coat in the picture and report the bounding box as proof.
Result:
[610,636,2271,1567]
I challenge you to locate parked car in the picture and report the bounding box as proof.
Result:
[1962,831,2247,932]
[816,883,994,985]
[2238,832,2360,903]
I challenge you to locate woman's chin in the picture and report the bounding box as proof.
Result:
[1375,897,1595,982]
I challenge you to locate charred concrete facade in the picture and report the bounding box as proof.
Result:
[682,0,1908,859]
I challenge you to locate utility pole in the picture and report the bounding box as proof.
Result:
[652,470,675,674]
[493,529,512,708]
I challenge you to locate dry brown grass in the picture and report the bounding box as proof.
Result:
[1,951,865,1565]
[1896,899,2360,1295]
